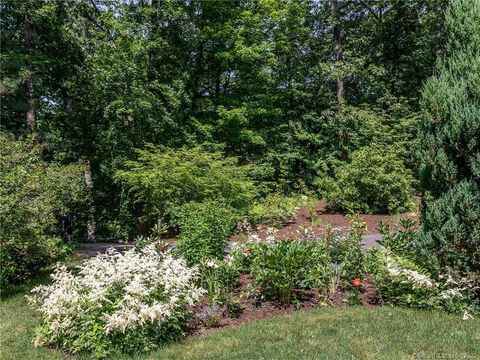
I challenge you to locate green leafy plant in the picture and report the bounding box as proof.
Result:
[176,201,235,265]
[115,146,256,228]
[198,257,240,304]
[320,144,415,214]
[327,215,366,282]
[378,218,418,255]
[225,298,245,318]
[0,134,86,286]
[248,240,330,305]
[248,193,301,226]
[366,249,438,309]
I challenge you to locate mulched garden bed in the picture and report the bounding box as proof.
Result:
[249,200,418,240]
[188,274,377,336]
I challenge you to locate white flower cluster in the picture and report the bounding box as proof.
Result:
[385,256,435,289]
[439,274,479,301]
[28,245,205,341]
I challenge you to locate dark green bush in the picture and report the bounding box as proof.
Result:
[419,181,480,274]
[0,134,85,286]
[417,0,480,276]
[176,201,236,265]
[319,144,415,214]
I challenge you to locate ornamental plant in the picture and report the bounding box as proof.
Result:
[28,246,205,358]
[320,144,415,214]
[115,145,256,228]
[327,214,366,281]
[198,257,240,305]
[248,239,331,305]
[367,249,479,315]
[176,201,236,265]
[368,250,438,308]
[417,0,480,275]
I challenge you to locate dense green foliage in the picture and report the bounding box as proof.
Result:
[320,144,415,213]
[248,240,330,304]
[0,134,85,286]
[2,1,480,357]
[0,0,449,242]
[176,201,236,265]
[115,146,254,232]
[248,194,303,226]
[417,0,480,275]
[368,223,479,314]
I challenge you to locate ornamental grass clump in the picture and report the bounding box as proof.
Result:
[27,246,205,358]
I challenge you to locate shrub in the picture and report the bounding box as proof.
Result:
[0,237,70,286]
[320,144,415,214]
[28,246,205,358]
[367,249,479,314]
[115,146,256,227]
[176,201,236,265]
[417,0,480,275]
[378,218,418,256]
[367,249,438,308]
[248,193,302,226]
[0,133,86,286]
[327,215,366,282]
[248,239,330,305]
[378,218,438,273]
[420,181,480,275]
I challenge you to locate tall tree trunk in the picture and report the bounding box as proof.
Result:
[24,14,36,132]
[84,160,95,241]
[331,0,344,103]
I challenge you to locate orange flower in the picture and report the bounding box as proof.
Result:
[352,278,362,287]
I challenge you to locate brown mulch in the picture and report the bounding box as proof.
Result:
[188,273,377,336]
[158,201,418,246]
[251,200,418,240]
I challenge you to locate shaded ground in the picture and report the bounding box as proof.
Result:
[75,243,134,259]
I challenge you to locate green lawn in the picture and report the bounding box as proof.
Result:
[1,279,479,360]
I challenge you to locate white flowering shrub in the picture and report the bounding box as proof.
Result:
[367,249,479,316]
[367,249,439,308]
[28,246,205,358]
[437,273,480,315]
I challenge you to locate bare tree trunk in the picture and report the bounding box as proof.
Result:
[24,15,36,132]
[331,0,344,103]
[84,160,95,241]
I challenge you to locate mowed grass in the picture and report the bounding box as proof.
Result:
[1,278,479,360]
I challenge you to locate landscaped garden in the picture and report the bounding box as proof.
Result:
[1,0,479,359]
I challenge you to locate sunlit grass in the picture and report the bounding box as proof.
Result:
[1,277,479,360]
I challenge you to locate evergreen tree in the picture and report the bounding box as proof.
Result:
[417,0,480,274]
